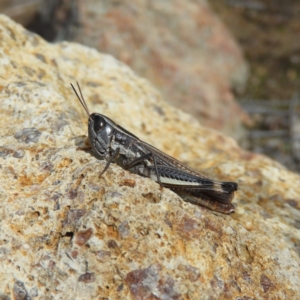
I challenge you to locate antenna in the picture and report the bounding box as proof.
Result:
[70,82,90,116]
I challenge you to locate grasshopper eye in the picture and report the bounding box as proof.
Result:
[94,115,106,133]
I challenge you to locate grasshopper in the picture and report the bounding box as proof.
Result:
[71,83,238,214]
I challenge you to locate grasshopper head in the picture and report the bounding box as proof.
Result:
[88,113,115,158]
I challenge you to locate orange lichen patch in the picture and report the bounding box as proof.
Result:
[58,157,72,168]
[18,173,49,186]
[109,203,119,210]
[94,231,105,240]
[18,175,33,186]
[37,173,49,184]
[106,225,119,239]
[119,178,136,188]
[171,238,186,256]
[96,286,110,298]
[68,268,77,275]
[9,224,23,234]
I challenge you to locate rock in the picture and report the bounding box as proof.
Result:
[0,15,299,300]
[0,0,43,26]
[74,0,250,138]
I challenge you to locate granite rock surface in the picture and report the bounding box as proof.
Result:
[0,15,299,300]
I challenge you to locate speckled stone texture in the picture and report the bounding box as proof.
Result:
[75,0,249,138]
[0,15,299,300]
